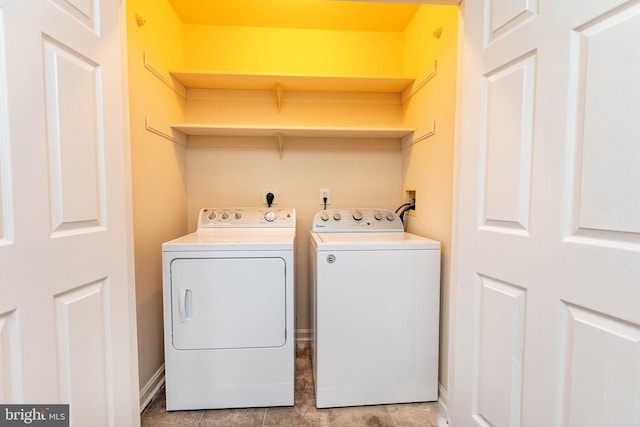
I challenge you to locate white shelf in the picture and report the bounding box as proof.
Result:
[170,71,414,93]
[171,124,415,139]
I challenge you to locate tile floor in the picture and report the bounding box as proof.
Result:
[141,345,448,427]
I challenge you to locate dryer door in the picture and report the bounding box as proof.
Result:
[170,257,286,350]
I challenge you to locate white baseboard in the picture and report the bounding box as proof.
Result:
[438,382,448,417]
[139,364,165,413]
[296,328,312,342]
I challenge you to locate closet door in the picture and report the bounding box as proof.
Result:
[0,1,139,425]
[452,0,640,426]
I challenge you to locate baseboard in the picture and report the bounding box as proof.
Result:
[295,328,312,350]
[139,364,165,413]
[438,382,448,415]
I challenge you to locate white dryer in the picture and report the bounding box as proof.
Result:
[309,208,440,408]
[162,207,295,410]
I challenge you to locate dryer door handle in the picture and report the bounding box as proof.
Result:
[178,288,192,322]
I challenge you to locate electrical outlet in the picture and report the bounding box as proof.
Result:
[405,189,416,217]
[263,189,277,206]
[320,188,330,206]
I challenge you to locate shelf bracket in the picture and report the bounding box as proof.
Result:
[145,115,186,146]
[401,120,436,148]
[276,83,282,111]
[402,60,437,103]
[143,52,186,98]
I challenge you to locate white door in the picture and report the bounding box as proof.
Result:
[451,0,640,426]
[0,0,139,426]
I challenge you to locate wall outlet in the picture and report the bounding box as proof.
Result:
[263,189,277,206]
[405,189,416,217]
[320,188,330,206]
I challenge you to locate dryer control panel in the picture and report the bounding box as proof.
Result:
[198,207,296,228]
[312,208,403,232]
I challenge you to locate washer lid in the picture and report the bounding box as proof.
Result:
[163,228,295,251]
[311,231,440,251]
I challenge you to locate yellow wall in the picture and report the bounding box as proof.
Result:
[126,0,188,405]
[184,24,403,75]
[401,5,458,398]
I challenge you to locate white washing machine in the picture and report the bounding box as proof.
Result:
[162,207,295,410]
[309,208,440,408]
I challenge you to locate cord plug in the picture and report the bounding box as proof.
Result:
[266,192,275,207]
[323,196,328,210]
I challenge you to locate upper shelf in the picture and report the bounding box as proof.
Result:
[169,71,415,93]
[172,124,415,139]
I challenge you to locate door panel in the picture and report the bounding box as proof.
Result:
[54,280,110,426]
[0,0,139,425]
[486,0,538,43]
[43,36,103,235]
[171,258,286,350]
[475,276,526,427]
[453,1,640,426]
[480,51,535,234]
[559,303,640,426]
[0,309,19,402]
[566,3,640,243]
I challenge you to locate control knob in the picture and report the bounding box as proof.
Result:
[352,210,363,221]
[374,212,383,221]
[234,212,243,220]
[264,211,277,222]
[207,211,217,220]
[320,212,330,221]
[386,213,395,221]
[333,212,342,221]
[221,212,230,221]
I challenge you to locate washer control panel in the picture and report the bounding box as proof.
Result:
[198,207,295,228]
[312,208,403,232]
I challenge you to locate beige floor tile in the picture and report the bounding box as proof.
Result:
[199,408,266,427]
[140,387,203,427]
[328,405,395,427]
[140,345,448,427]
[386,402,441,427]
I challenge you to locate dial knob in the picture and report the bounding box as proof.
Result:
[352,210,363,221]
[320,212,330,221]
[207,211,217,220]
[374,212,383,221]
[386,213,395,221]
[333,212,342,221]
[234,212,243,221]
[264,211,277,222]
[221,212,230,221]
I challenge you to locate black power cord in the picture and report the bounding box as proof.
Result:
[266,192,275,207]
[397,201,416,227]
[395,202,414,214]
[323,196,328,211]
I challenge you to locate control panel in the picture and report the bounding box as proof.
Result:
[311,208,403,232]
[198,207,296,228]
